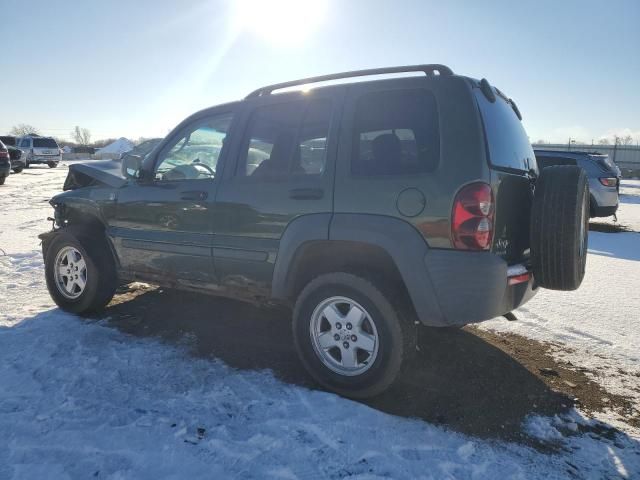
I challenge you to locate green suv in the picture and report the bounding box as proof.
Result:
[40,65,589,398]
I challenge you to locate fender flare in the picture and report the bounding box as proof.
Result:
[272,213,446,326]
[271,213,332,299]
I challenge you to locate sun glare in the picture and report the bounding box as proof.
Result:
[234,0,328,46]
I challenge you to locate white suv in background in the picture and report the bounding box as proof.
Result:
[18,135,62,168]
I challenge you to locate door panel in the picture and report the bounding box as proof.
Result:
[110,110,236,284]
[212,91,342,295]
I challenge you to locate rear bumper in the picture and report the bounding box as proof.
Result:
[29,156,60,164]
[0,162,10,176]
[419,250,537,327]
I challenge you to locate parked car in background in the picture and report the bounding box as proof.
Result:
[0,140,11,185]
[0,135,27,172]
[534,149,620,217]
[17,135,62,168]
[40,65,590,398]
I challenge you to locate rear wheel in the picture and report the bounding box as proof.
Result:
[0,176,5,185]
[530,165,589,291]
[48,162,58,168]
[293,273,406,398]
[12,167,24,173]
[44,229,117,314]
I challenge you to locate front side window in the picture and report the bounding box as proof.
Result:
[20,138,30,148]
[352,89,439,176]
[239,98,332,179]
[155,113,233,181]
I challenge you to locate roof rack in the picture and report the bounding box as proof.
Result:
[246,64,453,99]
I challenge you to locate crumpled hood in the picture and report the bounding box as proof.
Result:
[63,159,127,191]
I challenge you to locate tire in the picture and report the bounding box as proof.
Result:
[530,165,589,291]
[0,176,5,185]
[44,229,118,314]
[48,162,58,168]
[293,272,406,399]
[12,167,24,173]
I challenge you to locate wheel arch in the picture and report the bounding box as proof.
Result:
[272,213,446,326]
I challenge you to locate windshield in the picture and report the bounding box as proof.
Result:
[475,89,535,172]
[33,138,59,148]
[0,136,16,146]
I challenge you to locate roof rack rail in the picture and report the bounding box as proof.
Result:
[246,64,453,99]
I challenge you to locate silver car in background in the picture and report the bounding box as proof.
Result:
[17,135,62,168]
[534,149,621,217]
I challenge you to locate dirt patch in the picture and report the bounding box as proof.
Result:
[102,285,637,443]
[470,327,639,429]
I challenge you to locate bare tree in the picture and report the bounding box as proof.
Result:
[10,124,40,136]
[535,139,547,144]
[598,138,610,145]
[72,126,92,146]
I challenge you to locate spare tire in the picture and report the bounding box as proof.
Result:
[530,165,589,291]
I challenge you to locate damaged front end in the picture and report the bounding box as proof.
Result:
[63,159,127,191]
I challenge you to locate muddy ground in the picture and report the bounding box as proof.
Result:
[99,284,638,443]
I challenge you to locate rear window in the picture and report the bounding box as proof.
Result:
[0,136,16,146]
[352,89,439,176]
[475,89,535,172]
[33,138,59,148]
[535,155,577,169]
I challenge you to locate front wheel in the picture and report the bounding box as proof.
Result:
[12,167,24,173]
[48,162,58,168]
[293,273,406,399]
[44,230,117,314]
[0,176,5,185]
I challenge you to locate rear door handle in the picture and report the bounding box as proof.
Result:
[289,188,324,200]
[181,190,208,201]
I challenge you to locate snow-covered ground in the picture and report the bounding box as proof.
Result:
[1,165,639,479]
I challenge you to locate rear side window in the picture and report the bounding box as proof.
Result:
[33,138,59,148]
[20,138,30,148]
[352,89,439,176]
[238,98,332,179]
[536,155,577,169]
[475,90,535,171]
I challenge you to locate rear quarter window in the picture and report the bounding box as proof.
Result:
[475,89,535,172]
[351,89,439,176]
[535,155,577,169]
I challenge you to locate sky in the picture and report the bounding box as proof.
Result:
[3,0,639,144]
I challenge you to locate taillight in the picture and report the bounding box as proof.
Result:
[599,177,617,187]
[451,182,494,250]
[0,149,8,159]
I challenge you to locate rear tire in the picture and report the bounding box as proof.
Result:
[48,162,58,168]
[0,176,5,185]
[12,167,24,173]
[44,229,118,314]
[531,165,589,291]
[293,272,405,399]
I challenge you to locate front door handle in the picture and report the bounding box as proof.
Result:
[181,190,208,201]
[289,188,324,200]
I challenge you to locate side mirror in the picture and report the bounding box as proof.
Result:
[121,154,143,180]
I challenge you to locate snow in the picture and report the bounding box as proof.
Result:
[95,138,134,155]
[1,166,639,479]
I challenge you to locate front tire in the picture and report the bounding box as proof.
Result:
[44,230,117,314]
[0,176,5,185]
[12,167,24,173]
[48,162,58,168]
[293,273,405,399]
